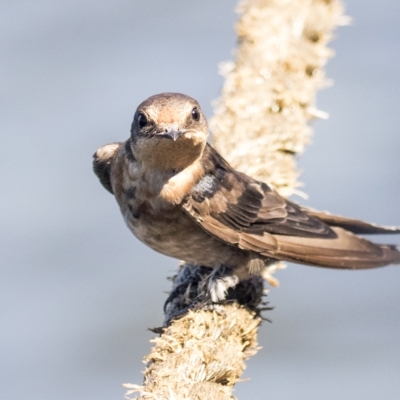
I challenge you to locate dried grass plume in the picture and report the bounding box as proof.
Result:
[211,0,348,197]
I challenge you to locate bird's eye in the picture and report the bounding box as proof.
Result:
[137,113,148,129]
[191,108,200,121]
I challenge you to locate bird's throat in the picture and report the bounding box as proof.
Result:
[158,160,205,205]
[132,136,205,171]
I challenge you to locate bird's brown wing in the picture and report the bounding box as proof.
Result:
[299,206,400,235]
[182,144,400,269]
[190,145,337,238]
[93,142,122,194]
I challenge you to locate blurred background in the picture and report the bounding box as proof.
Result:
[1,0,399,399]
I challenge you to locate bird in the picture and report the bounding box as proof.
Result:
[93,92,400,301]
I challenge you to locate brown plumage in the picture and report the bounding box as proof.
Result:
[93,93,400,300]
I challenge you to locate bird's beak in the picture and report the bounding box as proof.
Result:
[160,131,182,142]
[157,125,185,141]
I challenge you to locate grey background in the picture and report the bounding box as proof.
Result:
[1,1,399,399]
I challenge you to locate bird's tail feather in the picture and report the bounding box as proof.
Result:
[301,207,400,235]
[271,227,400,269]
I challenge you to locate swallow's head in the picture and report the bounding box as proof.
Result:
[130,93,208,170]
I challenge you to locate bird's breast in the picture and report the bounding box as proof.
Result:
[119,195,245,268]
[111,152,247,267]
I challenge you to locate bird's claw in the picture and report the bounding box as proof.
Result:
[208,271,239,303]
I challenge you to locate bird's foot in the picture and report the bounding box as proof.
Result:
[208,266,240,303]
[164,264,267,325]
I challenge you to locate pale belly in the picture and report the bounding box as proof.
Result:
[123,206,249,269]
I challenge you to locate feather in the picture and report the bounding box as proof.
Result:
[272,227,400,269]
[300,207,400,235]
[185,144,337,239]
[92,142,121,194]
[182,144,400,270]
